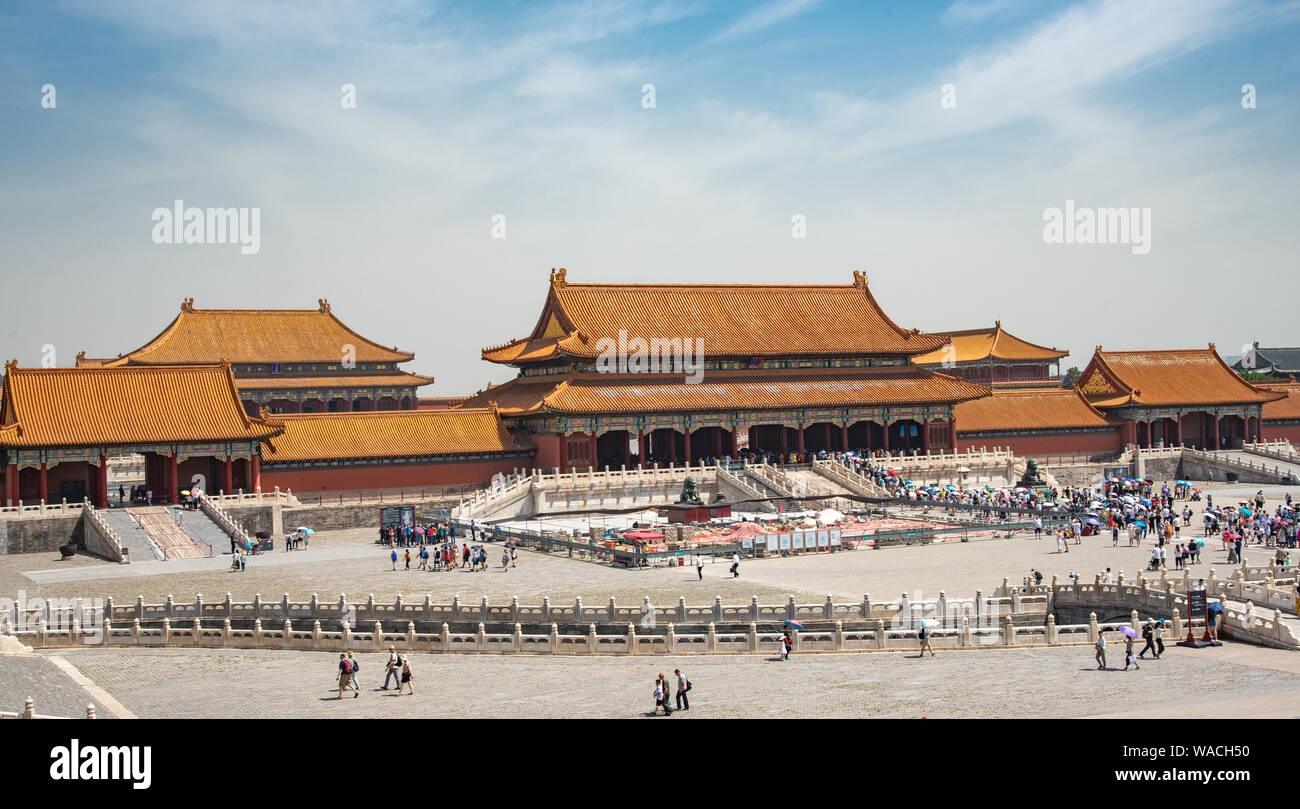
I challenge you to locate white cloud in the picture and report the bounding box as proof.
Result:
[704,0,822,45]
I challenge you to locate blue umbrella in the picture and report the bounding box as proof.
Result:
[783,620,804,630]
[1132,520,1147,528]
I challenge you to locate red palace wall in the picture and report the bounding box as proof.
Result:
[262,458,530,493]
[956,429,1123,457]
[1264,422,1300,445]
[531,434,565,471]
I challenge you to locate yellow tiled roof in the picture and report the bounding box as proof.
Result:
[1261,382,1300,421]
[913,322,1068,365]
[955,388,1114,432]
[235,372,433,391]
[261,409,530,462]
[1078,347,1283,408]
[102,299,414,365]
[484,269,946,363]
[0,363,283,448]
[459,368,988,415]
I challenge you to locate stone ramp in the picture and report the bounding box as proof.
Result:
[126,507,208,559]
[99,508,163,561]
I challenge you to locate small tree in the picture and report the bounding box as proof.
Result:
[1060,366,1081,388]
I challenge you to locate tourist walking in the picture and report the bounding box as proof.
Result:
[918,623,934,657]
[696,555,704,580]
[382,646,400,689]
[780,631,793,661]
[391,549,398,570]
[730,552,740,578]
[337,653,359,699]
[1124,634,1140,670]
[675,668,690,711]
[1153,620,1165,657]
[654,674,672,715]
[1137,623,1156,659]
[1094,632,1106,670]
[397,655,414,695]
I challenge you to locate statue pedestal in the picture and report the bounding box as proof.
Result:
[668,505,731,523]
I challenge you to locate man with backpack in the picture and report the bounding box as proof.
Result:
[337,652,359,699]
[675,668,691,711]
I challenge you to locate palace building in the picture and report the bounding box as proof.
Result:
[1233,344,1300,380]
[1075,346,1283,449]
[459,269,990,471]
[77,298,432,415]
[1260,380,1300,445]
[259,408,534,493]
[1,363,283,506]
[954,388,1122,456]
[912,321,1067,388]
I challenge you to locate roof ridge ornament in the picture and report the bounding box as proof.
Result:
[550,267,567,286]
[852,270,867,288]
[318,298,331,313]
[180,297,195,313]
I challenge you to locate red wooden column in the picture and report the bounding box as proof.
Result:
[95,454,108,507]
[167,454,179,504]
[921,419,931,452]
[840,422,849,451]
[822,423,831,451]
[882,421,891,453]
[636,430,646,468]
[713,427,722,460]
[222,457,234,494]
[947,418,957,450]
[589,433,598,471]
[1171,414,1182,446]
[37,462,49,504]
[669,430,678,464]
[1210,415,1220,449]
[250,456,261,492]
[796,425,805,456]
[683,429,692,465]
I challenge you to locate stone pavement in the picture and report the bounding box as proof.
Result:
[46,641,1300,718]
[0,653,115,718]
[1,480,1295,612]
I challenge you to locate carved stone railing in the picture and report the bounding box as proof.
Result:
[81,501,125,563]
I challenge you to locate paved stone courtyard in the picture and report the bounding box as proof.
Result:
[2,481,1298,718]
[27,642,1300,718]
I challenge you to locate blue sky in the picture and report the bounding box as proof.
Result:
[1,0,1298,393]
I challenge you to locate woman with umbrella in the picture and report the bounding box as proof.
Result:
[1119,625,1140,670]
[918,618,937,657]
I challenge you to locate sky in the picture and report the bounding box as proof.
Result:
[1,0,1298,395]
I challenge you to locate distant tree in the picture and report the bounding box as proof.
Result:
[1060,366,1081,388]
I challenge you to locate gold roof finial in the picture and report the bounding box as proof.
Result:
[318,298,331,313]
[180,297,195,313]
[550,267,567,286]
[852,270,867,288]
